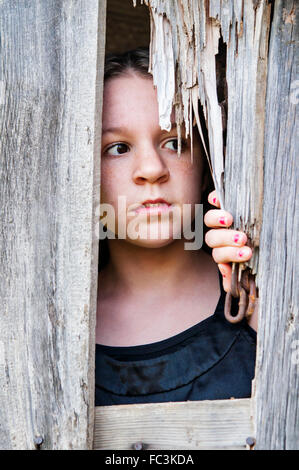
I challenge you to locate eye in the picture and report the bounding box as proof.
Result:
[105,143,129,156]
[163,139,178,151]
[163,138,188,152]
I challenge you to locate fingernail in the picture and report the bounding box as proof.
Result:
[238,247,250,258]
[213,197,217,204]
[219,266,226,278]
[219,217,226,225]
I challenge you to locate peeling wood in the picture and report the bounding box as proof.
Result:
[136,0,272,273]
[224,0,271,270]
[282,5,296,24]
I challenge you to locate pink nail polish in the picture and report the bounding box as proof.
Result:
[219,217,226,225]
[238,249,244,257]
[219,267,226,277]
[213,197,217,204]
[234,234,240,243]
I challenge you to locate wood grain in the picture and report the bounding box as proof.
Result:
[253,0,299,450]
[1,0,297,450]
[0,0,106,449]
[94,399,254,450]
[223,0,271,271]
[141,1,271,265]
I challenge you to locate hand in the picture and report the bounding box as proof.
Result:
[204,190,253,293]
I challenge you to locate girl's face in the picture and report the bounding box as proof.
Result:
[101,72,205,248]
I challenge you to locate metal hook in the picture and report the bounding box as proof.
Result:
[224,284,248,323]
[230,262,240,298]
[245,275,257,319]
[224,263,257,324]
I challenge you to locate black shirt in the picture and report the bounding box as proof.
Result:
[95,276,256,406]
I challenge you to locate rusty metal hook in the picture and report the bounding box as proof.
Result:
[224,263,258,324]
[245,274,257,319]
[230,262,240,298]
[224,285,248,323]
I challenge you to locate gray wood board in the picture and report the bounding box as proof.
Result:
[0,0,106,449]
[253,0,299,450]
[94,399,254,450]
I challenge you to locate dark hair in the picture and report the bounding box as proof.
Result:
[104,47,151,82]
[99,48,214,272]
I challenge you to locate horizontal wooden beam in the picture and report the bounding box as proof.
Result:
[94,398,254,450]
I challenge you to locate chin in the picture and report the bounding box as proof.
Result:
[124,218,183,248]
[126,236,176,249]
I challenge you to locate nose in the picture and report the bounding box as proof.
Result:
[132,144,170,185]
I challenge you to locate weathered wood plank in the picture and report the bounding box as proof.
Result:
[0,0,106,449]
[253,0,299,450]
[94,399,254,450]
[224,0,271,271]
[140,1,271,264]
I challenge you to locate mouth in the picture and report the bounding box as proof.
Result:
[133,198,173,215]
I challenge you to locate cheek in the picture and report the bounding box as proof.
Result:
[100,164,124,204]
[172,159,203,202]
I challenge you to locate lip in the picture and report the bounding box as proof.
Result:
[134,198,172,215]
[142,198,171,206]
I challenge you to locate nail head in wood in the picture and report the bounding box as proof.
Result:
[133,441,144,450]
[246,437,256,448]
[34,436,44,449]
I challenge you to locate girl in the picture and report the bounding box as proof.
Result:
[95,48,256,406]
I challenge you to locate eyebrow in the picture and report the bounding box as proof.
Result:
[102,123,179,135]
[102,126,127,135]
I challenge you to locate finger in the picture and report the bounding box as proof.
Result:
[208,190,220,208]
[218,263,232,292]
[205,229,247,248]
[204,209,233,228]
[212,246,252,264]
